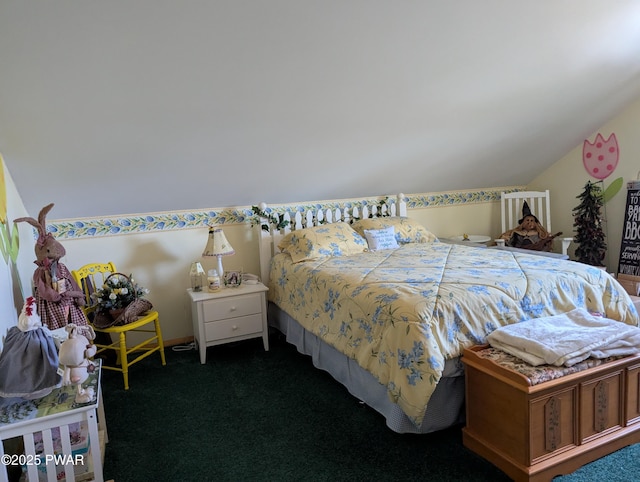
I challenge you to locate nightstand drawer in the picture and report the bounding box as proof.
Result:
[202,293,262,322]
[205,314,263,341]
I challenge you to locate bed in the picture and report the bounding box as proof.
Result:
[257,194,639,434]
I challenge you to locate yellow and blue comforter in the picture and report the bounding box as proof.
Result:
[268,243,638,426]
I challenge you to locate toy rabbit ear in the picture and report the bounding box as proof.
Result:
[13,215,37,227]
[14,203,54,239]
[13,215,43,236]
[38,203,54,232]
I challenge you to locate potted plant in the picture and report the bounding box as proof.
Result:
[572,181,607,266]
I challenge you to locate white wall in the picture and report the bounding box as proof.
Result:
[53,191,506,345]
[5,96,639,346]
[410,201,503,241]
[529,96,640,273]
[0,157,36,351]
[60,98,640,345]
[3,1,640,220]
[59,221,262,345]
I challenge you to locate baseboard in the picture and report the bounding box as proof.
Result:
[163,336,194,347]
[130,336,194,348]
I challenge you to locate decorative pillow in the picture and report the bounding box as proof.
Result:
[363,226,399,251]
[277,223,367,263]
[351,217,438,244]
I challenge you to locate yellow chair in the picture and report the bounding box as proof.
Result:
[71,262,166,390]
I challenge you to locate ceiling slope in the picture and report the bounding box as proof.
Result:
[2,1,640,218]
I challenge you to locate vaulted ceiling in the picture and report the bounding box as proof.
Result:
[2,1,640,219]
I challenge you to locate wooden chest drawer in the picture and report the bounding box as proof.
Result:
[625,361,640,424]
[579,370,624,443]
[202,293,262,322]
[462,345,640,482]
[205,313,263,342]
[529,386,577,462]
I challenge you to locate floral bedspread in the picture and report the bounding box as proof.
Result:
[268,242,639,426]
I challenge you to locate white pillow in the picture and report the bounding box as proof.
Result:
[363,226,399,251]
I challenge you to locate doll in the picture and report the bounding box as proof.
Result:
[58,323,97,403]
[15,203,92,336]
[499,201,562,252]
[0,296,61,399]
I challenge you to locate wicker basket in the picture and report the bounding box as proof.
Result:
[93,273,153,329]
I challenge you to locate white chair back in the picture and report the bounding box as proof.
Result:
[501,190,552,234]
[497,190,571,256]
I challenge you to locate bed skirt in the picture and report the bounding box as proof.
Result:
[268,303,466,434]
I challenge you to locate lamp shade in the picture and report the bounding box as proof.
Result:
[203,227,235,257]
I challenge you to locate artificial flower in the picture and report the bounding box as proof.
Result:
[91,273,148,311]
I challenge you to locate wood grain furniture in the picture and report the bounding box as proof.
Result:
[462,345,640,482]
[0,362,106,482]
[187,283,269,364]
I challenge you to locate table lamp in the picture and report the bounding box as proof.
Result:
[203,227,235,278]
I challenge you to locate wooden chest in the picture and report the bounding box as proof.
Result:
[462,345,640,482]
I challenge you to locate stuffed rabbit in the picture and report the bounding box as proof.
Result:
[15,203,91,335]
[58,323,97,403]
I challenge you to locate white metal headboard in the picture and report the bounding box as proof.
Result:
[257,193,407,286]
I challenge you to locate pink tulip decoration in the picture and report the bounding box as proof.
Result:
[583,133,619,180]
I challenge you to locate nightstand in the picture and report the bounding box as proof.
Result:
[187,282,269,364]
[440,235,490,248]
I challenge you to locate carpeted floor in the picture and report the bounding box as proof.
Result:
[100,333,640,481]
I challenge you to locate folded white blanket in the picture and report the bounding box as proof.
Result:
[487,308,640,366]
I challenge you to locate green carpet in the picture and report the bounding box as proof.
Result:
[101,334,639,481]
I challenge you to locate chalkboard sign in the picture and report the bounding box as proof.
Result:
[618,180,640,278]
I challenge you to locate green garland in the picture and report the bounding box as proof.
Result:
[250,206,290,232]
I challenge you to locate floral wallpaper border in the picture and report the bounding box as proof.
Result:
[48,187,524,240]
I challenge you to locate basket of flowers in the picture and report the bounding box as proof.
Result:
[91,273,152,328]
